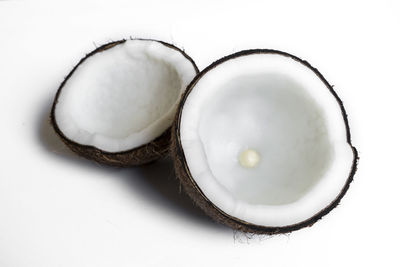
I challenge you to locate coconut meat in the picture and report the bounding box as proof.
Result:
[179,53,354,227]
[55,40,197,152]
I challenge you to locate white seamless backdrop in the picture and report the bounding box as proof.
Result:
[0,0,399,266]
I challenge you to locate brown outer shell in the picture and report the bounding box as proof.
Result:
[51,39,199,167]
[172,49,359,234]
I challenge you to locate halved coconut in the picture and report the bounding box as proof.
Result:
[172,50,358,233]
[51,39,198,166]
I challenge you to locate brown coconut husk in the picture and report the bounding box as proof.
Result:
[171,49,359,234]
[51,39,198,166]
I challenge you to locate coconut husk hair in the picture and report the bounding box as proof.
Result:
[171,49,358,234]
[51,39,199,166]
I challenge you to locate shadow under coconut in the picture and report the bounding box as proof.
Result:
[120,158,227,231]
[36,95,228,232]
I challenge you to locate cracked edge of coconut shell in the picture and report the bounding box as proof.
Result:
[50,39,199,167]
[171,49,359,234]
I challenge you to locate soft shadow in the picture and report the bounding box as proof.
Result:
[121,158,228,231]
[37,95,228,232]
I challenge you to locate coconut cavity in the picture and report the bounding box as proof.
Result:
[174,50,357,232]
[52,39,198,165]
[198,73,333,206]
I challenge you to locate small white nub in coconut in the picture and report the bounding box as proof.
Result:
[179,52,355,228]
[239,149,260,168]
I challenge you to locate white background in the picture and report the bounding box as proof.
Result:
[0,0,399,266]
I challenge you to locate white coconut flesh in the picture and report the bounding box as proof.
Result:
[55,40,197,152]
[179,53,354,227]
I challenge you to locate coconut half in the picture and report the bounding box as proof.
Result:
[51,39,198,166]
[172,50,358,233]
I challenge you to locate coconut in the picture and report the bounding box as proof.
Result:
[51,39,198,166]
[172,49,358,234]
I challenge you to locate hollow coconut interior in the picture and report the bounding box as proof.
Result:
[55,40,197,152]
[179,53,354,227]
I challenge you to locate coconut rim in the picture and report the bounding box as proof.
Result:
[173,49,358,233]
[51,38,199,157]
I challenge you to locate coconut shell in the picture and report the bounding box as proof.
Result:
[171,49,359,234]
[51,39,198,167]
